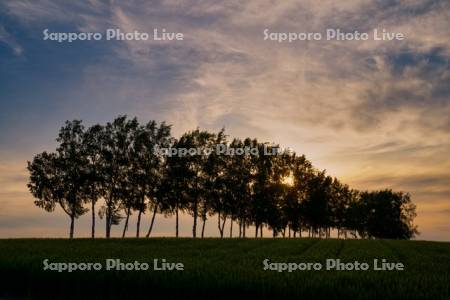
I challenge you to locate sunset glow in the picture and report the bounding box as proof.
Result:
[0,0,449,240]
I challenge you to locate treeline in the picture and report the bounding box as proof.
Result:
[27,116,418,239]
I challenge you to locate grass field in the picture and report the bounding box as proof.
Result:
[0,238,449,299]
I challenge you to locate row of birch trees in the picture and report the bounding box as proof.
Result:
[27,116,418,239]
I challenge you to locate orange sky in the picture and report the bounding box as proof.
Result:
[0,0,449,240]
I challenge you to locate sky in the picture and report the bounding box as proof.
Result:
[0,0,449,240]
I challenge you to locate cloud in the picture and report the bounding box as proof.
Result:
[0,0,109,24]
[0,25,23,55]
[350,173,450,193]
[0,0,449,240]
[3,1,447,140]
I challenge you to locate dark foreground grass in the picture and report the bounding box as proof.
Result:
[0,238,449,299]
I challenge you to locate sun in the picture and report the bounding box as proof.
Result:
[281,174,294,187]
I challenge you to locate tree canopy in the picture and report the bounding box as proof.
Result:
[27,116,418,239]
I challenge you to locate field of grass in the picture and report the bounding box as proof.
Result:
[0,238,449,299]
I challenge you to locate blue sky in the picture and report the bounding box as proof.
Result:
[0,0,449,240]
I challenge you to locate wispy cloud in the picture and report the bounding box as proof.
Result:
[0,25,23,55]
[0,0,449,239]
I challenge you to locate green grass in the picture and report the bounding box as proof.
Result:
[0,238,449,299]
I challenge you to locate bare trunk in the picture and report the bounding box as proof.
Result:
[122,207,131,238]
[105,205,111,238]
[146,205,158,238]
[260,224,263,238]
[220,217,227,238]
[69,213,75,239]
[91,200,95,238]
[105,194,113,238]
[255,223,259,238]
[229,220,233,238]
[243,220,246,238]
[136,195,145,238]
[175,206,179,238]
[288,226,291,238]
[218,212,223,237]
[136,210,142,238]
[201,214,206,238]
[192,201,198,238]
[105,215,110,238]
[239,221,242,238]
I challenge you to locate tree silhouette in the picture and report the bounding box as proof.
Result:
[82,124,104,238]
[141,121,172,238]
[232,138,255,238]
[358,190,418,239]
[159,140,189,238]
[175,129,216,238]
[205,130,230,238]
[98,116,137,238]
[28,120,89,238]
[27,116,418,240]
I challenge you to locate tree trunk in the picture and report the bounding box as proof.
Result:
[69,214,75,239]
[201,214,207,238]
[230,220,233,238]
[294,231,297,238]
[239,221,242,238]
[146,205,158,238]
[288,226,291,238]
[175,206,179,238]
[136,209,142,238]
[255,223,259,238]
[105,194,113,238]
[192,201,198,238]
[105,215,110,238]
[122,207,131,238]
[260,224,263,238]
[91,200,95,239]
[136,195,145,238]
[243,220,246,238]
[218,212,223,238]
[220,217,227,238]
[105,205,111,238]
